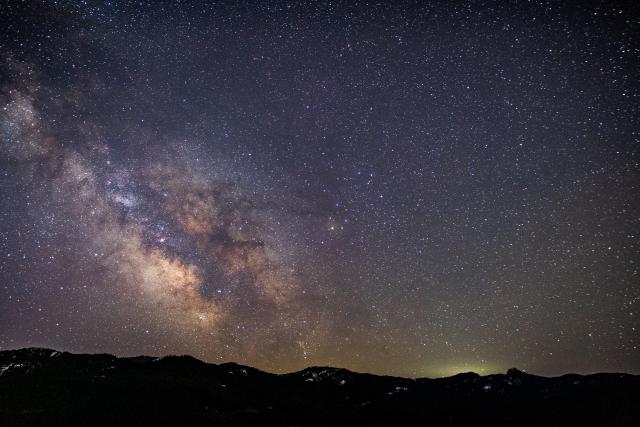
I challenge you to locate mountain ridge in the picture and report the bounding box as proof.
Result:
[1,347,638,426]
[5,347,633,379]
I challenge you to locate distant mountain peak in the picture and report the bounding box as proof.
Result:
[289,366,354,383]
[506,368,527,376]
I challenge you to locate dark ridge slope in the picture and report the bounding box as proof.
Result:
[0,348,638,426]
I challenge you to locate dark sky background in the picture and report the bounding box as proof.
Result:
[0,0,638,378]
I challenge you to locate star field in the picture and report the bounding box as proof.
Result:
[0,0,638,378]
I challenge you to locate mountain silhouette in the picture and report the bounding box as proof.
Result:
[0,348,637,426]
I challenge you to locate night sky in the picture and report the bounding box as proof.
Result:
[1,1,638,378]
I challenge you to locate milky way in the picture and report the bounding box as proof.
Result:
[1,1,638,377]
[0,60,332,371]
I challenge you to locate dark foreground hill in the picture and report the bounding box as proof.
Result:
[0,348,638,426]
